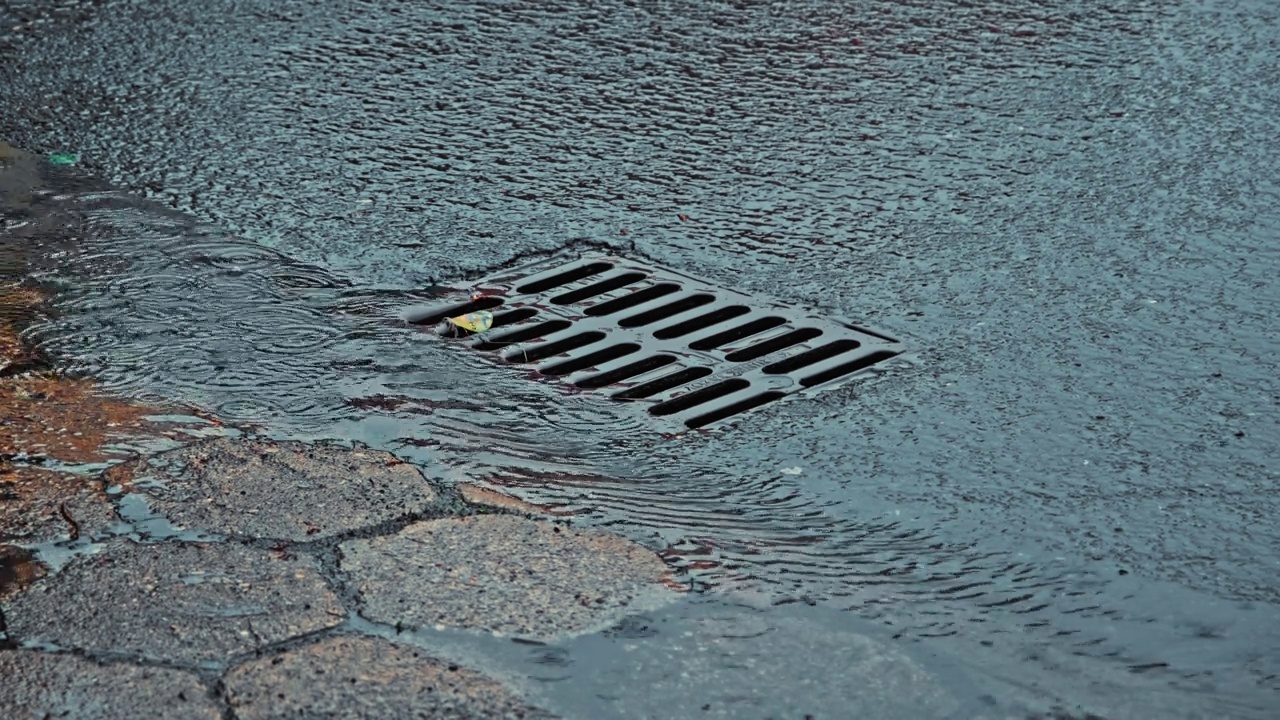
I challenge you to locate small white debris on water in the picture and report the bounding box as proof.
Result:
[781,467,803,475]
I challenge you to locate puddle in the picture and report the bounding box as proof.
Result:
[4,0,1280,714]
[111,493,226,545]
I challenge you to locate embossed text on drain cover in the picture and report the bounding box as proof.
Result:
[406,254,905,430]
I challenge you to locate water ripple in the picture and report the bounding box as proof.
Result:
[6,0,1279,712]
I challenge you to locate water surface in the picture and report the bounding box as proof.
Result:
[3,0,1279,716]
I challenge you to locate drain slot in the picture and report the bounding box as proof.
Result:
[650,379,751,416]
[725,328,824,362]
[800,350,900,386]
[475,319,572,350]
[407,296,505,325]
[762,339,861,374]
[509,331,607,363]
[584,283,681,316]
[685,391,787,429]
[575,355,678,388]
[654,305,751,339]
[541,343,642,375]
[492,307,540,327]
[517,262,613,294]
[619,294,717,328]
[689,316,787,350]
[551,272,648,305]
[612,366,713,400]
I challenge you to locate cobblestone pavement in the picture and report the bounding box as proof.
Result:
[3,432,674,718]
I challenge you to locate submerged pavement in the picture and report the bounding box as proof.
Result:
[0,329,947,719]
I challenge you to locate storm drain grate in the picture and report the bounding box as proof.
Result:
[405,254,906,431]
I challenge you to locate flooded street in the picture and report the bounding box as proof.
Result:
[3,0,1279,717]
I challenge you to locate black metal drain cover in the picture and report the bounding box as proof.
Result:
[406,254,905,431]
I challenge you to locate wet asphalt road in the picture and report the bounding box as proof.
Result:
[3,0,1280,717]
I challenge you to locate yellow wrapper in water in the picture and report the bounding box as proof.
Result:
[447,310,493,333]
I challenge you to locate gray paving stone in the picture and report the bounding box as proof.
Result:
[0,649,220,720]
[0,468,114,544]
[340,515,674,641]
[3,539,344,665]
[115,436,440,540]
[224,635,554,719]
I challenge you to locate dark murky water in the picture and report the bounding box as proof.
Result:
[3,0,1279,716]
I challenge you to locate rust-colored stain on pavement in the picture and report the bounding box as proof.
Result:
[1,284,213,543]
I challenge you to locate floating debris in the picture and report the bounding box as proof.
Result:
[446,309,493,334]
